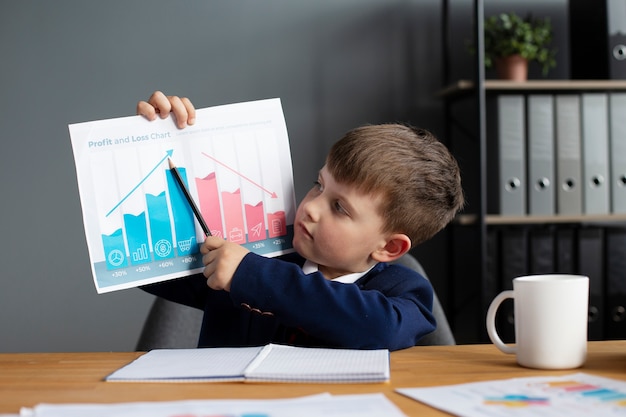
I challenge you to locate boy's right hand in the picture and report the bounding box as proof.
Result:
[201,236,250,292]
[136,91,196,129]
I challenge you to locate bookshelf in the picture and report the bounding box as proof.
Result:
[441,1,626,344]
[443,79,626,229]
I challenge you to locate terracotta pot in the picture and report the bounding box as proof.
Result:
[495,55,528,81]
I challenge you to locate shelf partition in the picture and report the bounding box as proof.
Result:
[456,213,626,226]
[438,79,626,98]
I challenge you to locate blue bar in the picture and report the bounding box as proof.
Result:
[124,212,152,264]
[166,167,198,256]
[101,228,128,270]
[146,191,175,260]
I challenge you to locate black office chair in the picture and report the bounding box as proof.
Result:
[391,254,455,346]
[136,253,455,350]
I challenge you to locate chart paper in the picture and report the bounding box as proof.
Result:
[69,98,296,293]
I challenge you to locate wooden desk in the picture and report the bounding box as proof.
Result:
[1,341,625,416]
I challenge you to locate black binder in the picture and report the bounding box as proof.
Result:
[570,0,626,79]
[529,226,555,274]
[606,227,626,339]
[556,226,577,274]
[481,228,501,342]
[498,226,529,343]
[577,227,605,341]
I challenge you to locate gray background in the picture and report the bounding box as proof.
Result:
[0,0,568,352]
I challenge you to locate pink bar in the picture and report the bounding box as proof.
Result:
[245,201,266,242]
[222,189,246,243]
[196,173,224,238]
[267,210,287,238]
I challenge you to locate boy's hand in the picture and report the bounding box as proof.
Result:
[136,90,196,129]
[200,236,250,291]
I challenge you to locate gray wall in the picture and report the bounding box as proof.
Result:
[0,0,572,351]
[1,0,448,352]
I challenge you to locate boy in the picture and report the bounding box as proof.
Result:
[138,91,464,351]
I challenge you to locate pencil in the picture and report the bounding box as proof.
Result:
[167,158,211,236]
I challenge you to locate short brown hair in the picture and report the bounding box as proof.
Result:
[326,124,464,246]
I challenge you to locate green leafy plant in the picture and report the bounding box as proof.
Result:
[483,12,557,76]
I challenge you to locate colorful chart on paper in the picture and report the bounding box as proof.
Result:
[397,372,626,417]
[69,99,296,293]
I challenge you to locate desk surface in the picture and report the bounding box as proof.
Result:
[1,341,625,416]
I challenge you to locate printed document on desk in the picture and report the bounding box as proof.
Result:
[69,99,297,293]
[106,344,390,383]
[398,372,626,417]
[20,394,407,417]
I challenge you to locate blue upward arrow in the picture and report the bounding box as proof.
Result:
[105,149,174,217]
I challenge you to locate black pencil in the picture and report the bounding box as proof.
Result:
[168,158,211,236]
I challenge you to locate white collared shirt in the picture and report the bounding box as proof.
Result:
[302,260,376,284]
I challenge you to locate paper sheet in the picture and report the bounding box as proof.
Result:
[397,372,626,417]
[68,98,297,293]
[20,393,407,417]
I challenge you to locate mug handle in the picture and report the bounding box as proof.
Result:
[486,290,516,354]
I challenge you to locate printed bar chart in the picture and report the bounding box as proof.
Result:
[69,99,296,293]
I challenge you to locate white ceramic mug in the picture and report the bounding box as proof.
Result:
[486,274,589,369]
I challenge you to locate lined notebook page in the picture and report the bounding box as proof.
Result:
[244,344,390,383]
[106,344,390,384]
[106,346,263,382]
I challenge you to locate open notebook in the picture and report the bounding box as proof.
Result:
[106,344,390,384]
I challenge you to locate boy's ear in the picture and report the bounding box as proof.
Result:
[372,233,412,263]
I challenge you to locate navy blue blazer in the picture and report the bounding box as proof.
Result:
[142,252,435,351]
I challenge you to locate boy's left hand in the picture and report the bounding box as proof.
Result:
[200,236,250,291]
[136,91,196,129]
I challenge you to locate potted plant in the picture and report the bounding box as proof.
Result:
[482,12,557,80]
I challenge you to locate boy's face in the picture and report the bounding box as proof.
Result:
[292,165,389,279]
